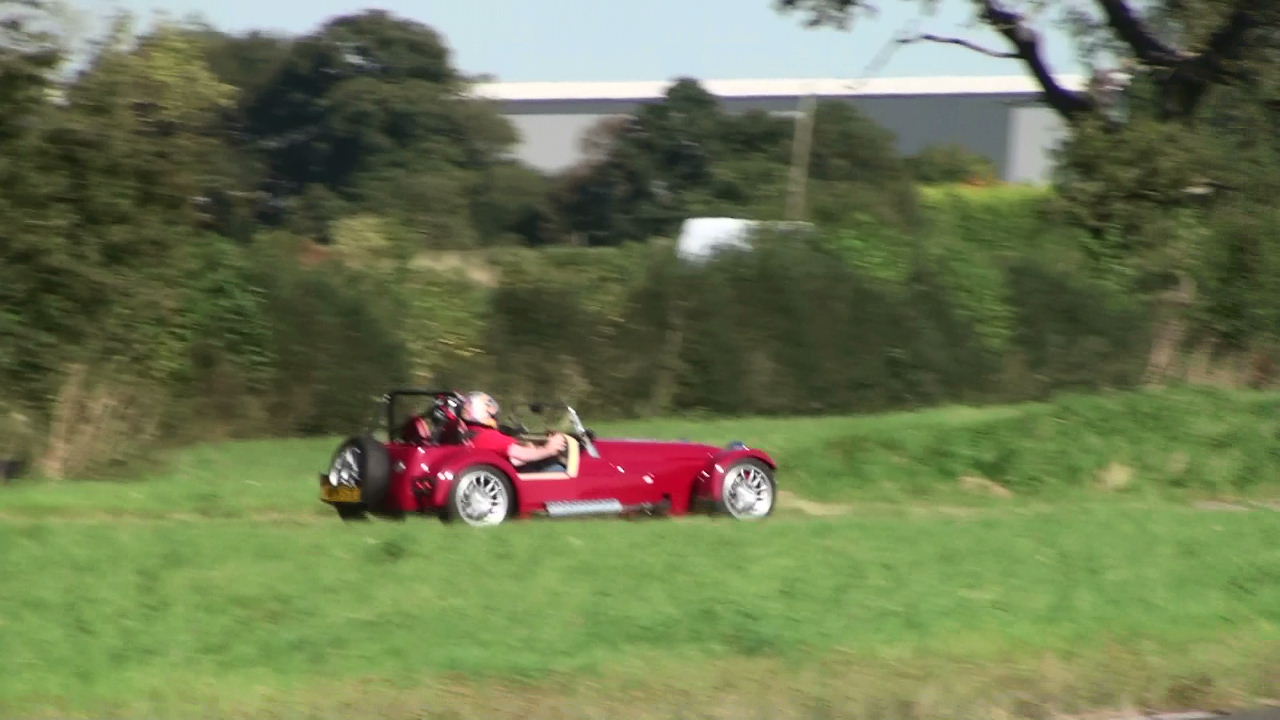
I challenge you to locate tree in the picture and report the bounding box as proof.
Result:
[782,0,1280,368]
[803,100,918,224]
[1049,2,1280,355]
[0,15,250,404]
[551,80,716,244]
[0,1,62,137]
[907,144,999,184]
[0,0,70,398]
[192,28,292,103]
[553,78,916,244]
[241,10,535,246]
[778,0,1277,123]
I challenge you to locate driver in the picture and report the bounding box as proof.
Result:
[461,391,568,472]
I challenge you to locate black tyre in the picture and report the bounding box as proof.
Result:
[334,503,368,522]
[715,459,776,519]
[325,435,392,513]
[442,465,515,527]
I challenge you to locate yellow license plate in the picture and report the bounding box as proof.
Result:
[321,485,362,503]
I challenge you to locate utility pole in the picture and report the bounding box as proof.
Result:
[785,93,817,221]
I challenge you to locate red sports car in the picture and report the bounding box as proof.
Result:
[318,390,777,526]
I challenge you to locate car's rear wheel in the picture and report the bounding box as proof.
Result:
[325,435,390,520]
[334,503,368,521]
[444,465,514,527]
[716,459,776,519]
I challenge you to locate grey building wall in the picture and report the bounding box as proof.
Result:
[495,92,1067,184]
[504,112,615,172]
[1006,105,1069,184]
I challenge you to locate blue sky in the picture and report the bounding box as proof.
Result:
[80,0,1084,82]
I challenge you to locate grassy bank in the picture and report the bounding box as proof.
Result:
[4,387,1279,520]
[591,387,1280,503]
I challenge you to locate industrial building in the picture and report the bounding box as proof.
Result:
[473,75,1086,184]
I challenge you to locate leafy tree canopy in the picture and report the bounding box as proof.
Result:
[554,78,918,244]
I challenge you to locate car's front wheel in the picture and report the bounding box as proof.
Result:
[716,459,776,519]
[443,465,514,527]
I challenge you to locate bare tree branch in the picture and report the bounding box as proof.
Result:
[1085,0,1266,119]
[1162,0,1268,117]
[1195,0,1267,80]
[778,0,1272,123]
[899,33,1018,59]
[976,0,1095,120]
[1095,0,1187,66]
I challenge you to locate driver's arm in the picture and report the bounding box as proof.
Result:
[506,432,567,466]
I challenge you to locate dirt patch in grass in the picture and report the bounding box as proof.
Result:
[777,489,853,516]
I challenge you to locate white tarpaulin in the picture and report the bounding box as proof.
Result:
[674,217,813,263]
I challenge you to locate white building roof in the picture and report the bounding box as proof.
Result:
[472,75,1087,102]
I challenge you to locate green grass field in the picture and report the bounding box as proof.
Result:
[3,387,1280,719]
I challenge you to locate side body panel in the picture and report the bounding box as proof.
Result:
[588,439,717,514]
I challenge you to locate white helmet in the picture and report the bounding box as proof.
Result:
[463,391,500,427]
